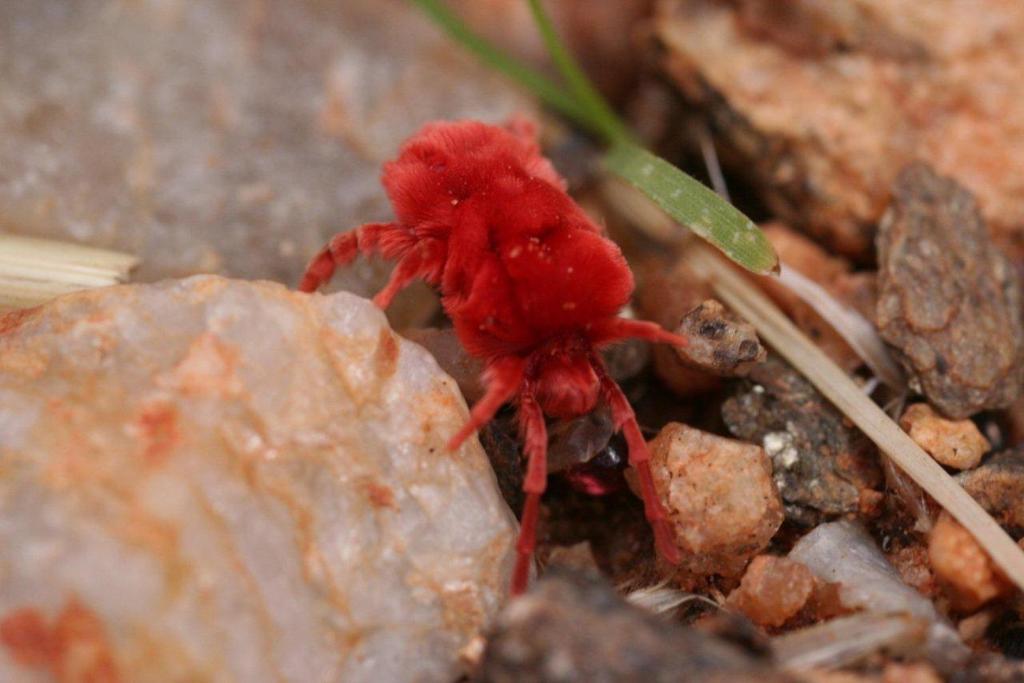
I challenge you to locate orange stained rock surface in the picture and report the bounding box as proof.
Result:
[158,332,243,397]
[646,422,784,581]
[134,401,181,467]
[900,403,990,470]
[657,0,1024,257]
[726,555,816,627]
[726,554,846,629]
[0,307,39,336]
[0,278,518,681]
[1,600,121,682]
[928,512,1014,612]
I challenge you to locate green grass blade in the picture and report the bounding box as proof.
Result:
[524,0,630,145]
[411,0,779,275]
[605,143,779,274]
[410,0,596,133]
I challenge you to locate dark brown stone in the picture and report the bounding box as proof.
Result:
[958,449,1024,537]
[877,163,1024,418]
[722,356,882,524]
[675,299,766,377]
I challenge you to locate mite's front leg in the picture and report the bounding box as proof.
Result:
[298,222,411,294]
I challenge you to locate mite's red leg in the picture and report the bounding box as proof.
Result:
[298,222,410,293]
[511,389,547,596]
[447,356,526,451]
[373,255,422,309]
[299,232,357,293]
[591,317,688,348]
[372,240,446,309]
[593,358,681,566]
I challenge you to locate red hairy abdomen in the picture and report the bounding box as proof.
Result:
[380,120,634,359]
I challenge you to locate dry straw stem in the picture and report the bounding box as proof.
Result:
[0,235,137,310]
[685,245,1024,592]
[772,613,928,671]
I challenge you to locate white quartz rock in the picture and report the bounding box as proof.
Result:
[0,276,517,682]
[789,520,968,666]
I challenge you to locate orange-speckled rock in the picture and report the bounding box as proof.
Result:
[657,0,1024,258]
[928,512,1012,612]
[900,403,990,470]
[0,276,517,683]
[726,555,816,628]
[647,423,783,580]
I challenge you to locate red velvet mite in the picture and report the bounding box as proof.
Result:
[299,119,686,595]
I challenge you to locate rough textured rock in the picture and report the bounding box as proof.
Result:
[899,403,989,470]
[656,0,1024,257]
[476,569,794,683]
[0,0,531,297]
[723,356,882,525]
[958,450,1024,536]
[0,277,517,683]
[885,541,938,598]
[877,164,1024,418]
[647,422,783,580]
[726,556,817,628]
[928,512,1013,612]
[675,299,766,376]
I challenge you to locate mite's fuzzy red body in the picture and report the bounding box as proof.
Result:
[300,119,684,594]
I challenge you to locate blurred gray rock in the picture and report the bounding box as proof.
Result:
[0,0,531,297]
[476,569,795,683]
[0,277,517,682]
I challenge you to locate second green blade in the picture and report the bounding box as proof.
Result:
[604,143,778,275]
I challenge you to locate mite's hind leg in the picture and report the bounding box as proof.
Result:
[511,387,547,596]
[298,222,411,293]
[592,355,681,566]
[447,356,525,451]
